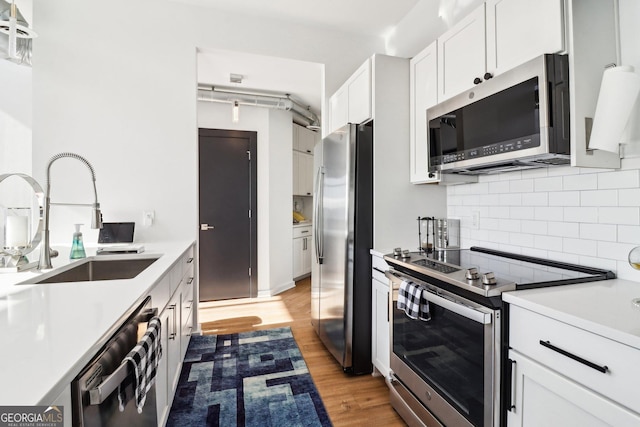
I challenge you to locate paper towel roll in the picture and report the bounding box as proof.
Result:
[589,66,640,153]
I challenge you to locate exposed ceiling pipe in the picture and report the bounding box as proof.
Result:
[197,86,320,129]
[0,0,37,66]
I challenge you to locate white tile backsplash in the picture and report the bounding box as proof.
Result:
[447,165,640,280]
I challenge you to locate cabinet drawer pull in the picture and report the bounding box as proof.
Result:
[187,277,194,285]
[300,230,309,233]
[539,340,609,373]
[186,257,194,264]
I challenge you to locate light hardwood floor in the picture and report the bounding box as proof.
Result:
[198,277,406,426]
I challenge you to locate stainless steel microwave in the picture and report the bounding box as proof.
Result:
[428,54,570,175]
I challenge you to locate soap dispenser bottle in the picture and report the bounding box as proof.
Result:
[70,224,86,259]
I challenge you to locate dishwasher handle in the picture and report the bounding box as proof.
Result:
[88,306,158,405]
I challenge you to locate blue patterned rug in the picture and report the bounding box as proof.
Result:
[166,327,332,427]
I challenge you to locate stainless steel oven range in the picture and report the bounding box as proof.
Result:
[383,247,614,427]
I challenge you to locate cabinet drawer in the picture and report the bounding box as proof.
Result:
[509,305,640,413]
[372,268,388,285]
[372,255,389,273]
[293,226,312,238]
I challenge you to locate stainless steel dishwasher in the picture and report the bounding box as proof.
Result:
[71,296,159,426]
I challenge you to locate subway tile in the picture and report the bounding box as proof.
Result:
[563,174,598,191]
[580,190,618,207]
[618,189,640,207]
[509,179,534,193]
[534,176,563,192]
[617,225,640,244]
[509,232,534,247]
[548,221,579,238]
[521,247,549,259]
[481,218,501,230]
[534,235,563,251]
[579,167,616,174]
[579,223,617,242]
[489,181,510,194]
[487,231,510,244]
[463,195,481,206]
[598,207,640,225]
[597,241,638,260]
[548,166,580,176]
[479,194,501,206]
[548,191,580,206]
[521,168,549,179]
[521,220,548,235]
[489,206,511,219]
[564,207,598,223]
[499,193,522,206]
[510,207,535,220]
[499,219,521,233]
[448,195,465,206]
[499,244,524,254]
[614,261,639,281]
[563,238,597,256]
[523,192,548,206]
[534,207,563,221]
[479,174,502,183]
[598,170,640,189]
[468,182,490,195]
[500,170,521,181]
[469,229,490,241]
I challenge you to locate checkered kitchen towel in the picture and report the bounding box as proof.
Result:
[397,280,431,321]
[119,316,163,413]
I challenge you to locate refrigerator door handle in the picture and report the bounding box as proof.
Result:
[314,166,324,264]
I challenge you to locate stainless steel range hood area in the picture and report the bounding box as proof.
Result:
[197,85,320,128]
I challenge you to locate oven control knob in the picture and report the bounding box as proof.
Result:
[401,250,411,259]
[482,272,497,285]
[393,247,402,257]
[465,267,479,280]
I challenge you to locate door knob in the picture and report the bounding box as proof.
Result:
[200,224,215,231]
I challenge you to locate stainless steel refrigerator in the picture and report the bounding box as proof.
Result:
[311,122,373,375]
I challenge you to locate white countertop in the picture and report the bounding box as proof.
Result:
[503,279,640,350]
[0,240,194,405]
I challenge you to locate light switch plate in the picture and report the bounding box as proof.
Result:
[143,210,155,227]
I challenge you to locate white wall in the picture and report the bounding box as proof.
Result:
[197,101,293,296]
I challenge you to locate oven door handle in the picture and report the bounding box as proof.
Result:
[422,290,492,324]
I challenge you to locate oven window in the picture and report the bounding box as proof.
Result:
[393,300,485,426]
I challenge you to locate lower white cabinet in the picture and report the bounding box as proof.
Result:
[370,252,390,378]
[155,244,196,426]
[507,350,640,427]
[507,304,640,426]
[293,225,312,279]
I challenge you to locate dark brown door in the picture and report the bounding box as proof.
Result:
[198,128,257,301]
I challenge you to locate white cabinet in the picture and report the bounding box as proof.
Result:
[293,151,313,196]
[370,252,390,378]
[506,305,640,426]
[437,4,487,101]
[486,0,564,76]
[438,0,564,101]
[154,244,196,427]
[293,225,312,279]
[328,59,372,133]
[293,123,316,154]
[409,41,440,184]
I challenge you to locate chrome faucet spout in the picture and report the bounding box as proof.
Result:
[38,153,103,270]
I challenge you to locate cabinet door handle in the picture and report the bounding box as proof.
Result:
[508,359,517,412]
[187,277,194,285]
[169,304,177,340]
[187,257,194,264]
[539,340,609,373]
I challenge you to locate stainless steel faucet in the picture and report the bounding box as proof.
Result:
[38,152,103,269]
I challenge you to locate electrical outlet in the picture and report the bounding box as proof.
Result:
[472,211,480,230]
[143,210,155,227]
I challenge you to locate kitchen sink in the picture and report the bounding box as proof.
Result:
[23,257,160,284]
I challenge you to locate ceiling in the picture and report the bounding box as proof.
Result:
[185,0,424,117]
[174,0,421,37]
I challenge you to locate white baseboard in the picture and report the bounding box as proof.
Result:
[258,280,295,297]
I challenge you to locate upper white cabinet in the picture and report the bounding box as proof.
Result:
[409,41,440,184]
[438,0,565,102]
[328,59,372,133]
[486,0,564,76]
[293,123,316,154]
[438,4,488,101]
